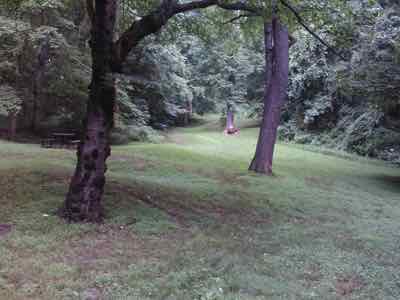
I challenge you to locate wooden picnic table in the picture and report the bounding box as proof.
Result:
[52,132,75,144]
[41,132,80,149]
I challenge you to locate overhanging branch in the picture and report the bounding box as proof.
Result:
[112,0,263,70]
[174,0,217,13]
[86,0,95,25]
[223,13,258,24]
[280,0,347,61]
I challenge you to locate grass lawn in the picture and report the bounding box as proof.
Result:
[0,118,399,299]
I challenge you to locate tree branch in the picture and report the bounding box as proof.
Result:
[174,0,217,13]
[223,13,257,24]
[216,1,261,15]
[289,34,296,48]
[280,0,346,60]
[86,0,95,25]
[112,0,263,71]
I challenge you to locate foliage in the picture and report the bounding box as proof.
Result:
[1,0,399,161]
[271,1,400,162]
[0,84,22,115]
[0,0,25,12]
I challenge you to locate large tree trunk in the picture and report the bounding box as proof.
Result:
[60,0,117,223]
[249,18,289,175]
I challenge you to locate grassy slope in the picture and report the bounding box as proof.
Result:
[0,119,399,300]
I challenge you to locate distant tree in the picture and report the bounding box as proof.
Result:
[246,0,349,174]
[165,0,349,174]
[225,102,239,134]
[0,85,22,140]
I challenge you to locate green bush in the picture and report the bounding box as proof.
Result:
[110,125,164,145]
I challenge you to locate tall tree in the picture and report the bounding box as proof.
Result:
[0,85,22,140]
[60,0,260,222]
[247,1,289,174]
[178,0,348,174]
[59,0,118,222]
[248,0,348,174]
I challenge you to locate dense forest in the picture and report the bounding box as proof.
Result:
[1,0,399,161]
[0,0,399,299]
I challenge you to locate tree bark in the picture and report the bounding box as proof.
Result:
[31,36,50,132]
[60,0,117,223]
[249,18,289,175]
[8,112,17,140]
[186,99,193,124]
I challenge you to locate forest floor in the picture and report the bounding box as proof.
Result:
[0,117,400,300]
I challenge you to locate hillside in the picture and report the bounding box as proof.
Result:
[0,120,399,299]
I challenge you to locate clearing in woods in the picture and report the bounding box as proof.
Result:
[0,117,399,299]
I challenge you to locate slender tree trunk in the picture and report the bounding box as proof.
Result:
[60,0,117,223]
[185,99,193,125]
[8,112,17,140]
[225,103,238,134]
[249,18,289,174]
[31,36,50,132]
[186,99,193,116]
[226,109,234,130]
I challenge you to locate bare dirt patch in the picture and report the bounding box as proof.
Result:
[0,224,12,237]
[301,264,323,287]
[288,215,334,226]
[335,232,365,252]
[60,225,191,271]
[335,274,363,297]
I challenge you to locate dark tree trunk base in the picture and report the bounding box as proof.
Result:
[60,108,111,223]
[224,128,240,135]
[57,206,105,223]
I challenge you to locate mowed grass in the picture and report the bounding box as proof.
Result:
[0,119,400,300]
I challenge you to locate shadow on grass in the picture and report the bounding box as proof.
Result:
[105,179,272,228]
[369,174,400,193]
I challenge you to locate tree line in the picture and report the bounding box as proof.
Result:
[3,0,352,222]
